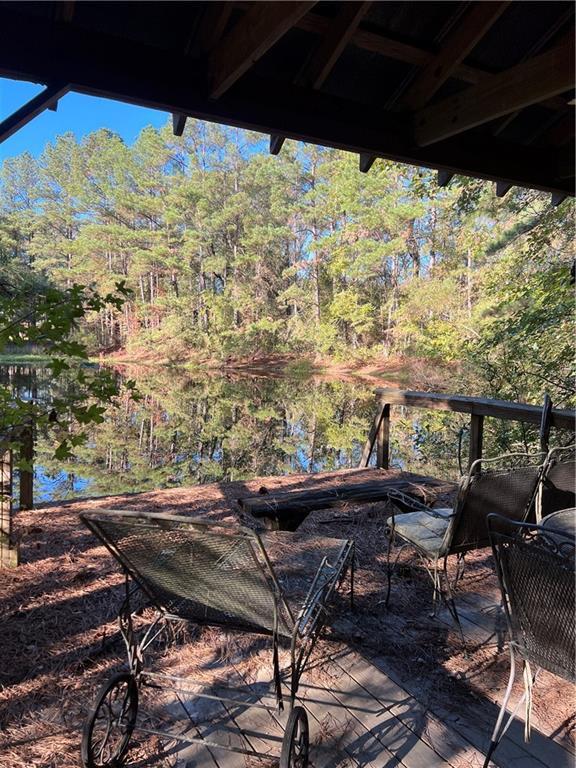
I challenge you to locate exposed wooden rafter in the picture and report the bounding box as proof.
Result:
[269,134,285,155]
[401,2,509,111]
[359,154,376,173]
[172,113,187,136]
[437,170,454,187]
[491,9,575,136]
[0,7,572,197]
[295,9,566,114]
[209,1,316,99]
[543,112,575,147]
[0,82,69,144]
[552,192,568,206]
[414,41,574,147]
[196,2,233,54]
[523,110,567,147]
[300,1,370,90]
[495,181,513,197]
[556,148,575,181]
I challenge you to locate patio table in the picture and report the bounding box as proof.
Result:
[542,507,576,543]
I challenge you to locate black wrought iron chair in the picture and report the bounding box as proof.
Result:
[538,444,575,520]
[384,453,545,637]
[79,509,354,768]
[483,513,575,767]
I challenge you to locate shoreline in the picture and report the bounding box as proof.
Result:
[97,349,457,386]
[0,350,459,389]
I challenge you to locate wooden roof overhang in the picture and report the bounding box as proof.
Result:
[0,1,574,200]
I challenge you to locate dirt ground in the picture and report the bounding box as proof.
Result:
[1,470,574,767]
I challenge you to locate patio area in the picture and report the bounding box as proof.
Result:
[1,467,573,768]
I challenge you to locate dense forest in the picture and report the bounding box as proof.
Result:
[0,119,574,411]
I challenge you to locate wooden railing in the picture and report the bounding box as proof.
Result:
[0,425,34,509]
[1,425,34,567]
[360,389,576,470]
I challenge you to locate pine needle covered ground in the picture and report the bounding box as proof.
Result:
[1,473,573,767]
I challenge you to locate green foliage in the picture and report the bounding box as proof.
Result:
[0,271,137,463]
[1,120,574,440]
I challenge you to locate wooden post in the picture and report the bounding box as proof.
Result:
[377,404,390,469]
[468,413,484,470]
[539,393,553,453]
[19,425,34,510]
[360,399,391,468]
[1,448,18,568]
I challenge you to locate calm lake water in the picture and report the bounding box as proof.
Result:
[1,362,489,504]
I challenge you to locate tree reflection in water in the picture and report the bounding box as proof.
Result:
[3,363,495,503]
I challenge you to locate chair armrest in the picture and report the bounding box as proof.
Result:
[385,488,453,519]
[296,542,353,637]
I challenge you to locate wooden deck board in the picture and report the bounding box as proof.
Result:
[315,655,447,768]
[432,595,575,762]
[169,637,572,768]
[331,649,485,768]
[367,652,573,768]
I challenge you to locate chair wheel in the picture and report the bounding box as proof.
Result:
[81,672,138,768]
[280,706,309,768]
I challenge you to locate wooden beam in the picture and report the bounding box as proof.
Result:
[495,181,513,197]
[468,413,484,470]
[0,83,69,144]
[556,147,575,180]
[360,400,389,467]
[209,1,317,99]
[376,403,390,470]
[543,112,575,147]
[299,12,479,85]
[301,2,370,90]
[415,42,575,147]
[552,192,568,207]
[373,388,576,430]
[491,11,575,136]
[269,134,285,155]
[437,170,454,187]
[296,10,567,113]
[523,110,568,147]
[0,11,572,197]
[402,2,509,111]
[359,153,376,173]
[172,112,187,136]
[196,2,233,54]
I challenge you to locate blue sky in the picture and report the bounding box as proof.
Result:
[0,78,169,161]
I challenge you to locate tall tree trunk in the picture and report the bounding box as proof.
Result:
[407,219,420,278]
[466,248,473,319]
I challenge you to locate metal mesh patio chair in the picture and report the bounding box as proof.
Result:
[79,510,354,768]
[383,453,545,638]
[483,513,575,767]
[538,444,575,521]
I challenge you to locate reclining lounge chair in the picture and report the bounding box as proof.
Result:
[79,510,354,768]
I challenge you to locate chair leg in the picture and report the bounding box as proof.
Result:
[384,536,412,608]
[442,556,466,649]
[385,531,394,608]
[453,552,466,588]
[483,652,540,767]
[429,560,441,617]
[483,646,517,768]
[349,554,355,612]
